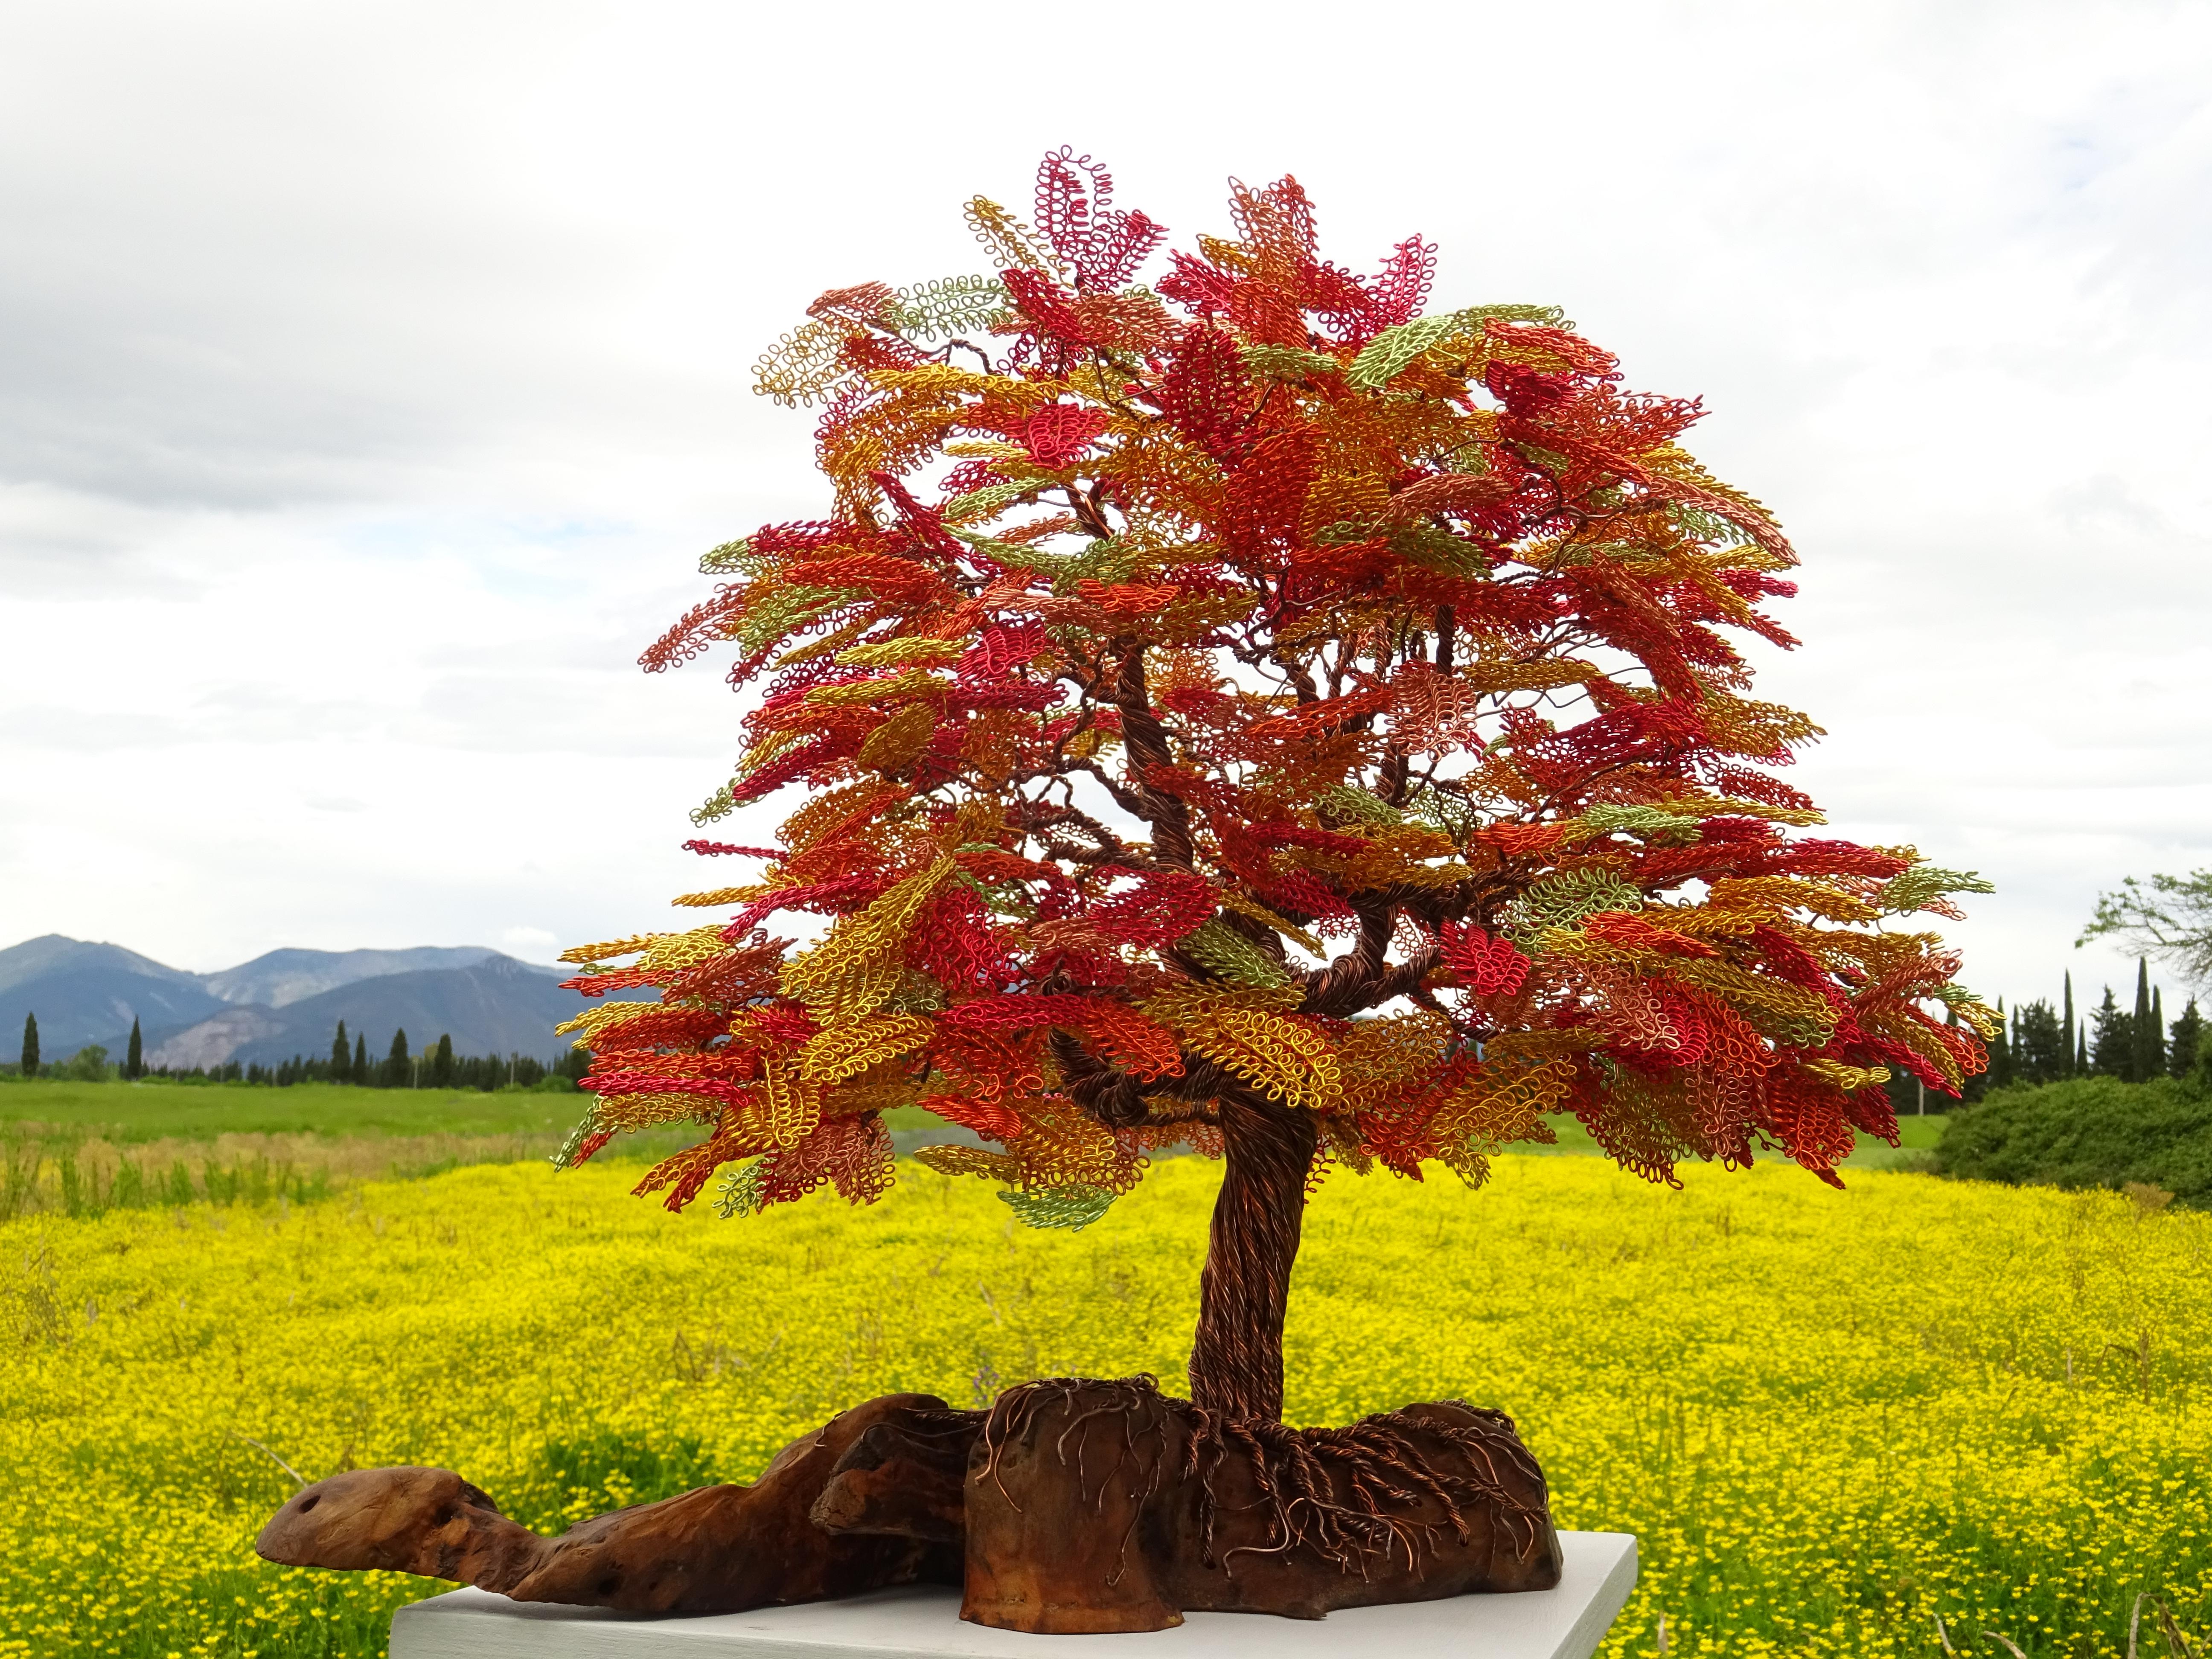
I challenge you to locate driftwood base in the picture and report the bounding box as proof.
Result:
[257,1379,1559,1633]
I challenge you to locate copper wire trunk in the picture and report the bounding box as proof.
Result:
[1185,1089,1319,1423]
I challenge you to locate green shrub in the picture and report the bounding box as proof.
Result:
[65,1044,113,1083]
[1937,1074,2212,1208]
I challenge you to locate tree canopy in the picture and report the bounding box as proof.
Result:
[2082,870,2212,988]
[555,151,1993,1232]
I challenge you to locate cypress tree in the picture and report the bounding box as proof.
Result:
[2091,986,2131,1077]
[19,1013,37,1078]
[126,1017,143,1080]
[384,1028,410,1089]
[2131,959,2158,1082]
[2061,972,2076,1076]
[2148,982,2167,1080]
[353,1033,369,1084]
[2012,1000,2063,1083]
[330,1020,350,1081]
[1983,997,2015,1089]
[2170,999,2203,1080]
[432,1033,455,1089]
[2076,1027,2089,1074]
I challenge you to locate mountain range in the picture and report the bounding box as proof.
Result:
[1,935,638,1068]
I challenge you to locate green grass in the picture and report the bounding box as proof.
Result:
[0,1078,1940,1166]
[0,1077,590,1140]
[1856,1109,1949,1166]
[0,1083,958,1225]
[1514,1105,1945,1168]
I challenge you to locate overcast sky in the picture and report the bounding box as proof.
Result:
[2,1,2208,1018]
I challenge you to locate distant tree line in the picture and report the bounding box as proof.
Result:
[1938,897,2212,1209]
[1867,958,2199,1118]
[1977,958,2203,1093]
[267,1020,593,1089]
[10,1011,586,1089]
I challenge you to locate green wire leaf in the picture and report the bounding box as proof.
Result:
[1347,304,1573,391]
[998,1185,1116,1231]
[881,274,1010,340]
[1503,868,1646,942]
[1347,314,1464,390]
[713,1160,770,1219]
[1178,918,1292,987]
[690,782,737,827]
[1881,865,1996,914]
[1238,341,1343,381]
[1575,804,1705,845]
[699,538,757,576]
[1321,785,1402,826]
[942,480,1036,525]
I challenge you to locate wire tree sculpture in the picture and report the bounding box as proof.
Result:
[558,150,1991,1419]
[259,152,1993,1629]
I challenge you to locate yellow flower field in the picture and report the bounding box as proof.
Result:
[3,1155,2207,1657]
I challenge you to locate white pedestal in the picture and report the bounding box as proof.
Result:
[390,1531,1636,1659]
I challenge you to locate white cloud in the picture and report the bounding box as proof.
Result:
[0,0,2208,1010]
[500,926,562,964]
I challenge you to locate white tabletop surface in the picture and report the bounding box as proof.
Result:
[389,1531,1636,1659]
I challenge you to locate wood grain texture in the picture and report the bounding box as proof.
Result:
[260,1382,1559,1633]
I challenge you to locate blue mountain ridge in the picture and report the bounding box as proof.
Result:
[0,935,639,1065]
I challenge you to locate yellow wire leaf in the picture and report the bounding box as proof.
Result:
[753,1055,824,1149]
[797,1014,933,1084]
[912,1144,1022,1183]
[836,639,964,668]
[780,858,955,1018]
[962,196,1067,275]
[803,668,946,709]
[1432,1055,1580,1147]
[1161,991,1341,1112]
[1802,1059,1891,1094]
[859,703,939,773]
[554,1000,666,1044]
[558,935,657,965]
